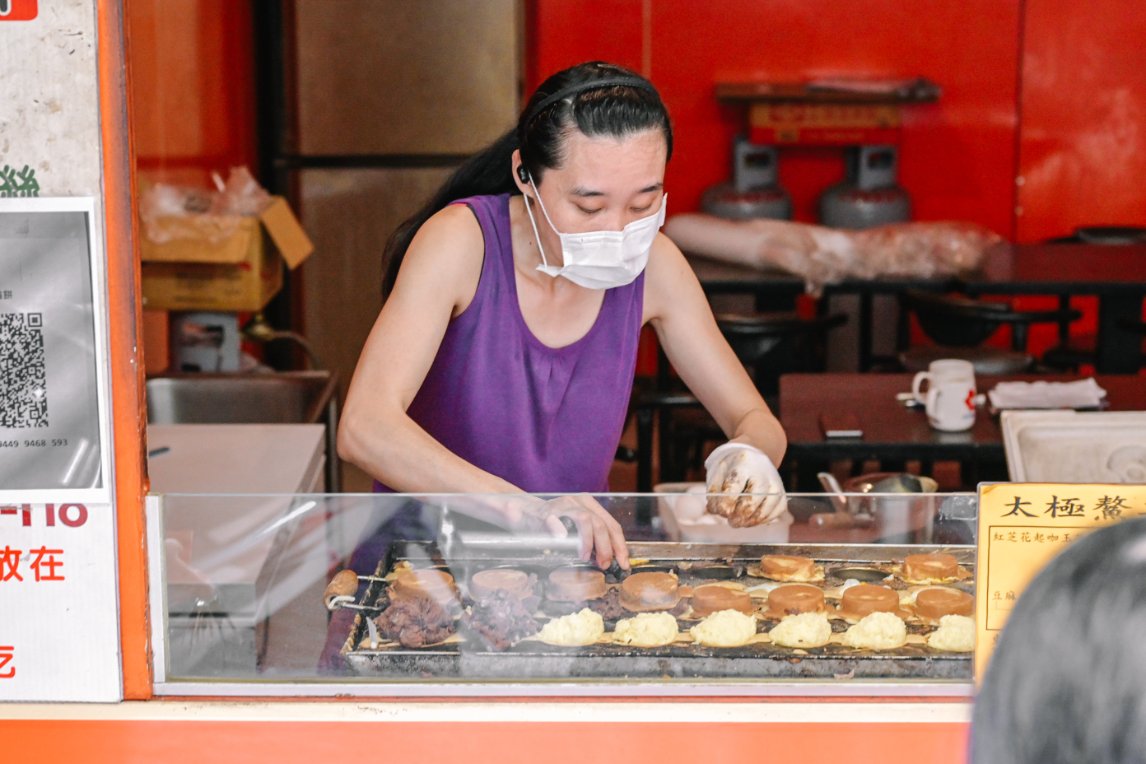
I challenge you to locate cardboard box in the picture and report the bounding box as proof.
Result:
[140,196,314,312]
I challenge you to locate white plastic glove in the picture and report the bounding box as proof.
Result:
[704,442,788,527]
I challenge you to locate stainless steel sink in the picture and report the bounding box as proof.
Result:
[146,371,341,490]
[146,372,334,425]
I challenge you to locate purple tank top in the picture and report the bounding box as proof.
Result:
[401,193,644,493]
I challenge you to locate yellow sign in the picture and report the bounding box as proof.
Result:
[974,482,1146,682]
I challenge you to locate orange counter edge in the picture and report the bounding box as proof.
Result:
[1,719,969,762]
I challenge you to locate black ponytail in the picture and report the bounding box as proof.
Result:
[381,129,520,297]
[381,61,672,298]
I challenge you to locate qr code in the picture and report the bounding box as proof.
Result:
[0,312,48,429]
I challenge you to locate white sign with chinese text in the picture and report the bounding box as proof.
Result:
[0,1,122,703]
[974,482,1146,683]
[0,198,119,701]
[0,501,121,700]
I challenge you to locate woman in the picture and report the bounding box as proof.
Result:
[338,61,787,571]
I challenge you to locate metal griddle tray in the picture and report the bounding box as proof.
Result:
[339,541,975,682]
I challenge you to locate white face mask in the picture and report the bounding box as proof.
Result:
[523,180,666,290]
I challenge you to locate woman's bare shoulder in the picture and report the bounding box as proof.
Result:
[406,203,485,271]
[393,202,486,309]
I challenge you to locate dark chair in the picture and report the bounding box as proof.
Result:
[1041,226,1146,371]
[896,289,1081,374]
[717,311,848,398]
[631,311,847,490]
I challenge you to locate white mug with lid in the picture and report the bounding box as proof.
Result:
[912,359,977,432]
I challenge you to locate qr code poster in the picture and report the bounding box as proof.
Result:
[0,198,110,498]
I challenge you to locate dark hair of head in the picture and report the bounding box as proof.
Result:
[380,61,672,297]
[970,515,1146,763]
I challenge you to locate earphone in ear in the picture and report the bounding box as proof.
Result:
[517,165,530,184]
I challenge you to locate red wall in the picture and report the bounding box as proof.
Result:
[124,2,1144,367]
[528,0,1146,358]
[126,0,1146,247]
[127,0,257,188]
[1016,0,1146,241]
[126,0,259,372]
[1012,0,1146,344]
[529,0,1146,244]
[530,0,1021,239]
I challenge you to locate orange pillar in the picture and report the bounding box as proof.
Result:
[98,0,151,699]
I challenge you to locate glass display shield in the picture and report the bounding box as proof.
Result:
[147,490,978,697]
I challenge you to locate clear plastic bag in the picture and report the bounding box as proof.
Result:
[140,166,272,246]
[664,214,1002,295]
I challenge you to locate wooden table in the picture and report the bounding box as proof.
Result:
[963,242,1146,373]
[778,372,1146,490]
[687,242,1146,373]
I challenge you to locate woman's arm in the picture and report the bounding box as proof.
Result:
[337,204,524,494]
[643,236,787,465]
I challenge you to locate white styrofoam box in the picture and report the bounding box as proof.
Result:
[1001,410,1146,483]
